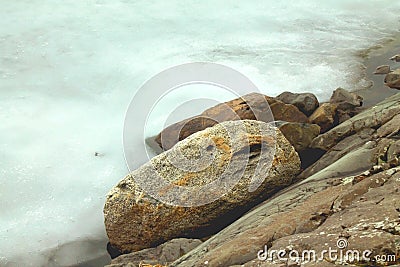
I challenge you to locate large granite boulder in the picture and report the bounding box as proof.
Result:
[276,91,319,116]
[104,120,301,254]
[155,93,309,150]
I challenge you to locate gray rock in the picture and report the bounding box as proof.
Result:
[259,169,400,267]
[329,88,364,124]
[329,87,363,110]
[105,238,202,267]
[374,65,391,74]
[298,128,376,180]
[170,164,400,267]
[104,120,300,253]
[276,91,319,116]
[377,113,400,138]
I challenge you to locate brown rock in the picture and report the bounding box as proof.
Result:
[155,93,309,150]
[335,107,365,124]
[277,122,320,152]
[104,120,301,253]
[156,116,219,151]
[311,92,400,151]
[390,55,400,62]
[374,65,391,74]
[388,140,400,166]
[105,238,202,267]
[267,96,310,123]
[275,121,322,171]
[384,69,400,89]
[276,91,319,116]
[329,87,363,110]
[309,103,337,133]
[328,88,364,124]
[375,138,398,166]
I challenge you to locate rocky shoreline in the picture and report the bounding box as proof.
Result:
[103,78,400,267]
[355,36,400,107]
[100,40,400,267]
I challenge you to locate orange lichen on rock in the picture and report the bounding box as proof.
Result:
[211,136,231,154]
[247,135,275,146]
[174,172,196,186]
[104,120,301,253]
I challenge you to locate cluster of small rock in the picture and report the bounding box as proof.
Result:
[103,90,400,267]
[374,54,400,89]
[155,88,363,150]
[154,88,364,170]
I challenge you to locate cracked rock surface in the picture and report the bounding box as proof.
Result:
[170,166,400,267]
[169,94,400,267]
[105,93,400,267]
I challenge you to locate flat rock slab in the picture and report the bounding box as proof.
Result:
[168,95,400,266]
[106,238,202,267]
[170,166,400,267]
